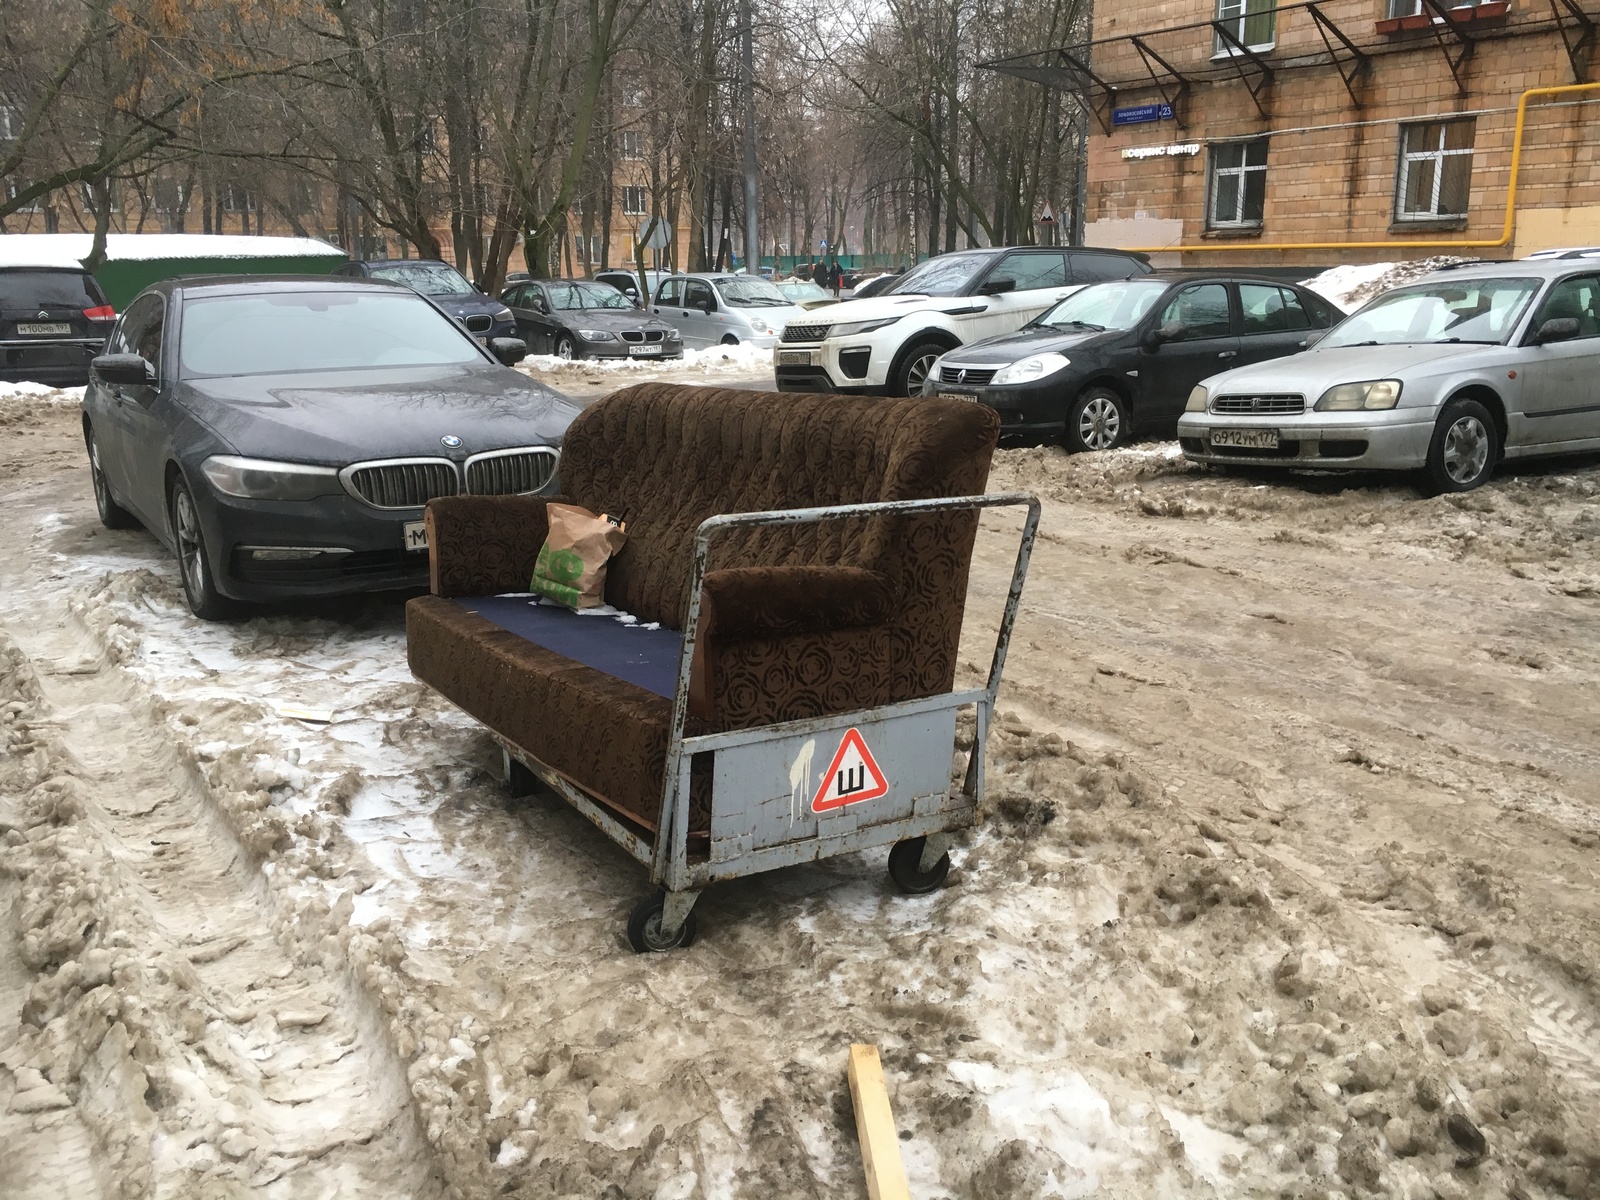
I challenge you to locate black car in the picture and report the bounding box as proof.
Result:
[922,273,1343,451]
[331,258,518,342]
[2,266,118,386]
[83,276,573,619]
[499,278,682,360]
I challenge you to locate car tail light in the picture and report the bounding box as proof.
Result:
[83,305,116,320]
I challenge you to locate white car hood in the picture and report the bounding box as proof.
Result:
[1202,341,1493,394]
[802,292,985,325]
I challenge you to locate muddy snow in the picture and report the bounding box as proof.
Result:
[2,381,1599,1199]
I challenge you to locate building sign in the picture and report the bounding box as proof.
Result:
[1112,103,1174,126]
[1122,143,1202,160]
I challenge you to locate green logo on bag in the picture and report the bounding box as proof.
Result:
[531,542,586,606]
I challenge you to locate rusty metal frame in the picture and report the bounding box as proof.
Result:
[1130,35,1193,128]
[1208,19,1278,117]
[1306,2,1372,106]
[1057,47,1120,135]
[1417,0,1478,94]
[1550,0,1596,82]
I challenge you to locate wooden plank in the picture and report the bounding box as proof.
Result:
[847,1044,911,1200]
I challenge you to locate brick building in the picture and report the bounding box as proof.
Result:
[990,0,1600,266]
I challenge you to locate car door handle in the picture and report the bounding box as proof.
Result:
[1217,350,1237,358]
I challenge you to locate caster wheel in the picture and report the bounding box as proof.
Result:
[627,892,698,953]
[888,838,950,895]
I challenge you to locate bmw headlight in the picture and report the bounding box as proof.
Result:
[665,328,681,341]
[1186,384,1209,413]
[1314,379,1402,411]
[830,316,901,338]
[577,329,617,342]
[492,306,514,321]
[991,353,1071,386]
[201,455,341,501]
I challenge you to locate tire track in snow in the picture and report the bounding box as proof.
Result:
[1,618,444,1198]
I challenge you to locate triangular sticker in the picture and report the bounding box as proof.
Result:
[811,728,889,813]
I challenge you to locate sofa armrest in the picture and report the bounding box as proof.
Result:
[426,494,568,597]
[699,565,894,640]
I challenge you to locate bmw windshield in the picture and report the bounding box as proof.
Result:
[1033,278,1168,332]
[368,262,476,297]
[884,252,994,298]
[1321,277,1541,347]
[546,281,634,310]
[179,291,484,377]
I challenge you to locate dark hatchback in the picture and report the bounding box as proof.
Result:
[332,258,518,342]
[1,267,118,385]
[499,278,682,359]
[923,273,1343,451]
[83,276,574,618]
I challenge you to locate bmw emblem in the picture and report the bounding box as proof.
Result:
[440,435,463,449]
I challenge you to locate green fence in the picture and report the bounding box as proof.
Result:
[92,253,345,308]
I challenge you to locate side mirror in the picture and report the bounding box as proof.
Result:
[697,298,715,313]
[92,353,154,386]
[1535,316,1580,345]
[979,276,1016,296]
[1299,329,1326,349]
[489,337,528,366]
[1156,321,1188,343]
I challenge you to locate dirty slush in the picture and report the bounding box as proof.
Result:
[2,384,1598,1198]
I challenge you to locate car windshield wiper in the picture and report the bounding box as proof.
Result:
[1046,320,1105,331]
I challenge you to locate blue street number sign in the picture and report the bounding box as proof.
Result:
[1112,103,1175,126]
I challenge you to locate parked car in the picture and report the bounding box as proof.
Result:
[923,273,1343,451]
[1523,247,1600,261]
[649,273,808,348]
[1178,260,1600,493]
[1,266,118,386]
[846,272,900,301]
[331,258,517,342]
[775,278,835,309]
[499,278,682,359]
[82,276,573,618]
[774,246,1152,396]
[593,268,666,307]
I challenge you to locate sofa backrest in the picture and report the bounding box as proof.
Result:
[558,383,999,704]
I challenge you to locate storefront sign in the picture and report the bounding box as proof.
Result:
[1112,103,1174,126]
[1122,143,1201,160]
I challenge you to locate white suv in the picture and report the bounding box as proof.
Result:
[773,247,1151,395]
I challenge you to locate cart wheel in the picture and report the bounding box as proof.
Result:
[627,893,699,953]
[888,838,950,895]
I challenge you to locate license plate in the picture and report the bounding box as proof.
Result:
[1211,428,1280,449]
[937,391,979,403]
[403,520,429,552]
[17,322,71,336]
[628,344,663,356]
[777,350,814,366]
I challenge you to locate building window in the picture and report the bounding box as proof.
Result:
[219,183,257,214]
[1396,119,1473,221]
[619,130,645,160]
[79,183,120,213]
[0,106,18,141]
[1214,0,1275,53]
[1207,140,1268,228]
[621,185,647,215]
[1387,0,1488,15]
[619,78,643,107]
[4,178,40,212]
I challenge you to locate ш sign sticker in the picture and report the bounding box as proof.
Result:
[812,728,889,812]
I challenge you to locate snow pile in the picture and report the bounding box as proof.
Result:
[0,232,341,268]
[518,340,773,380]
[0,382,84,407]
[1302,257,1470,312]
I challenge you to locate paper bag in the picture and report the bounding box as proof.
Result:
[530,503,627,608]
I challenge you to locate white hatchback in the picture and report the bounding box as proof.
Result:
[772,247,1152,396]
[649,274,808,349]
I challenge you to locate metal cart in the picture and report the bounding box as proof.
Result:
[496,491,1041,951]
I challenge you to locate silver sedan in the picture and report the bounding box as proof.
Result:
[1178,260,1600,492]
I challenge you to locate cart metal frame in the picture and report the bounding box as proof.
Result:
[497,490,1041,948]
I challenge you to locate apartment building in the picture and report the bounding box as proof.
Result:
[991,0,1600,265]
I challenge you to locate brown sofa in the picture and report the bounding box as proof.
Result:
[406,382,999,838]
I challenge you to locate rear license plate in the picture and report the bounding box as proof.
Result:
[777,350,814,366]
[403,520,429,552]
[937,391,979,403]
[17,322,71,336]
[628,344,663,356]
[1211,428,1280,450]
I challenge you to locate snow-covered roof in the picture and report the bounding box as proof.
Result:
[0,233,343,268]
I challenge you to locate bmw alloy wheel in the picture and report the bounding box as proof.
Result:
[555,336,574,360]
[174,486,206,596]
[1442,414,1490,485]
[1078,395,1122,451]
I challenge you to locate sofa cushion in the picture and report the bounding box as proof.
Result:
[408,594,708,830]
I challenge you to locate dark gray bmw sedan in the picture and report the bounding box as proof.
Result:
[82,276,576,618]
